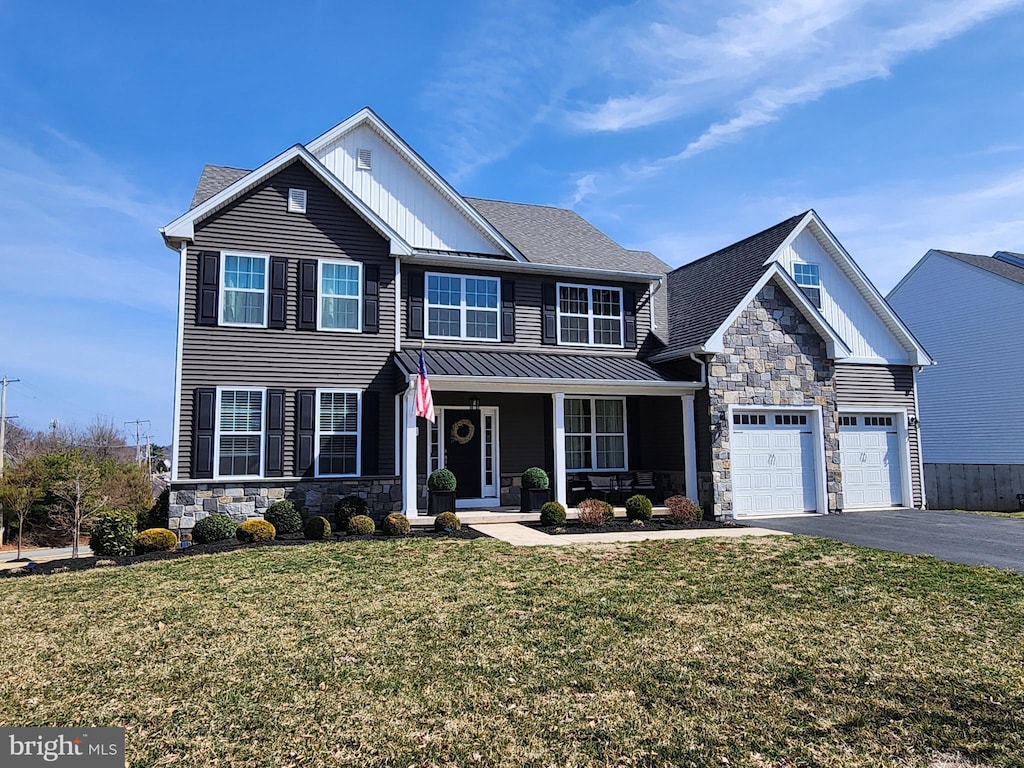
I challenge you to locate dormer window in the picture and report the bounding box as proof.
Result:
[793,263,821,308]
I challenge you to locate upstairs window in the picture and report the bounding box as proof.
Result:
[793,263,821,308]
[319,260,362,331]
[216,388,264,478]
[220,253,268,326]
[557,284,623,347]
[425,273,500,341]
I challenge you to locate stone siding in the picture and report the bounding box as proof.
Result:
[706,282,841,518]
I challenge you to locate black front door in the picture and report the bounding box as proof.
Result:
[444,409,482,498]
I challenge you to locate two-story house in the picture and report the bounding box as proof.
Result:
[159,107,932,534]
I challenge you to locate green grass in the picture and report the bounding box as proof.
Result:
[1,537,1023,767]
[946,509,1024,520]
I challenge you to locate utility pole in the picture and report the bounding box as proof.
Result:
[0,376,21,477]
[125,419,151,466]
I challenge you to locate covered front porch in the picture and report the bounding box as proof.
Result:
[393,349,703,515]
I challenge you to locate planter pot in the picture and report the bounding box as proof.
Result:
[428,490,457,516]
[520,487,551,513]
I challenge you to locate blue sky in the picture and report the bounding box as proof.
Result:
[2,0,1023,444]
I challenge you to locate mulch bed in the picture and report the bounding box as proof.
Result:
[530,517,734,535]
[0,526,485,578]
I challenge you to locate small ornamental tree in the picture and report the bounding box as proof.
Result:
[50,456,108,558]
[0,468,41,560]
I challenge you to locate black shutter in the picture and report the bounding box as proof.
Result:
[297,260,318,331]
[295,389,316,477]
[408,270,425,339]
[360,390,380,475]
[501,280,515,342]
[268,257,287,329]
[542,283,557,345]
[196,251,220,326]
[363,265,380,333]
[623,288,637,348]
[192,388,216,479]
[265,389,285,477]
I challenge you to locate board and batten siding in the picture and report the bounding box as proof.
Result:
[888,252,1024,465]
[834,364,922,507]
[177,161,396,478]
[314,123,502,255]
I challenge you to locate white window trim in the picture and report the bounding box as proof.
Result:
[424,271,501,342]
[793,262,822,308]
[213,386,266,480]
[564,395,628,472]
[219,251,270,328]
[556,283,624,348]
[317,258,363,333]
[315,388,361,478]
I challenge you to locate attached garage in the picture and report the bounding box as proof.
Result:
[731,409,820,516]
[839,414,904,508]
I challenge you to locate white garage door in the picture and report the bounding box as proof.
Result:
[732,411,817,516]
[839,415,903,508]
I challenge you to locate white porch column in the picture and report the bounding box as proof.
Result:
[402,387,419,516]
[552,392,567,507]
[682,393,698,502]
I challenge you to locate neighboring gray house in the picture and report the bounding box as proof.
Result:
[888,250,1024,511]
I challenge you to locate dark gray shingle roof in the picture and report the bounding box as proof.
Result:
[465,198,671,275]
[663,213,807,355]
[190,164,250,208]
[936,250,1024,287]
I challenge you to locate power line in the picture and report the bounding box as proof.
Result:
[0,376,21,477]
[125,419,151,466]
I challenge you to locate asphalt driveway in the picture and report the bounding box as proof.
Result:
[748,509,1024,573]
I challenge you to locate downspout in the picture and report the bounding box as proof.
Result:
[394,257,402,352]
[912,365,926,509]
[649,277,664,330]
[689,352,707,387]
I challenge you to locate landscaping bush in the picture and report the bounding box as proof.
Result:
[89,512,137,556]
[304,515,333,540]
[433,511,462,532]
[665,495,704,524]
[236,519,276,543]
[539,501,566,526]
[347,515,375,535]
[264,500,302,535]
[427,468,457,491]
[625,494,653,521]
[334,495,368,529]
[133,527,178,554]
[191,514,238,544]
[383,512,410,536]
[577,498,614,527]
[521,467,549,490]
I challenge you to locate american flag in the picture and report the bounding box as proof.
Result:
[415,349,435,423]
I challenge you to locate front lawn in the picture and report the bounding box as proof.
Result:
[1,537,1022,767]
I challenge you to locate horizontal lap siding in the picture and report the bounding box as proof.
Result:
[178,161,395,478]
[835,364,922,507]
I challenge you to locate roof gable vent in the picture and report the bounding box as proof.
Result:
[288,188,307,213]
[356,148,372,170]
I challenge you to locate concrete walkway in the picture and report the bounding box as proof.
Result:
[471,522,790,547]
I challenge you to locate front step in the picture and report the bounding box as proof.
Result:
[408,506,670,526]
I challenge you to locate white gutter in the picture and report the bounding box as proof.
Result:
[402,252,664,283]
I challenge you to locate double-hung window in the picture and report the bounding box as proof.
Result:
[220,253,269,326]
[425,273,499,341]
[316,390,360,476]
[557,284,623,347]
[216,388,264,477]
[319,260,362,331]
[793,263,822,308]
[564,397,627,471]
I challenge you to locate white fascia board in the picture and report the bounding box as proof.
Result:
[160,144,413,256]
[769,267,854,359]
[402,252,664,282]
[306,108,527,262]
[702,268,775,354]
[420,374,703,396]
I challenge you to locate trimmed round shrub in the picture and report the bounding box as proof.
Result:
[191,514,238,544]
[347,515,375,536]
[383,512,410,536]
[433,511,462,532]
[264,500,302,535]
[539,501,566,526]
[665,495,704,524]
[236,519,276,543]
[625,494,654,521]
[304,515,333,540]
[576,498,614,527]
[334,495,369,529]
[133,527,178,554]
[90,512,137,556]
[521,467,549,490]
[427,468,457,492]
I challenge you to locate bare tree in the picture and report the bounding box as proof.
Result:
[50,457,107,558]
[0,470,39,560]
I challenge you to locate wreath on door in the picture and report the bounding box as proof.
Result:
[449,418,476,445]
